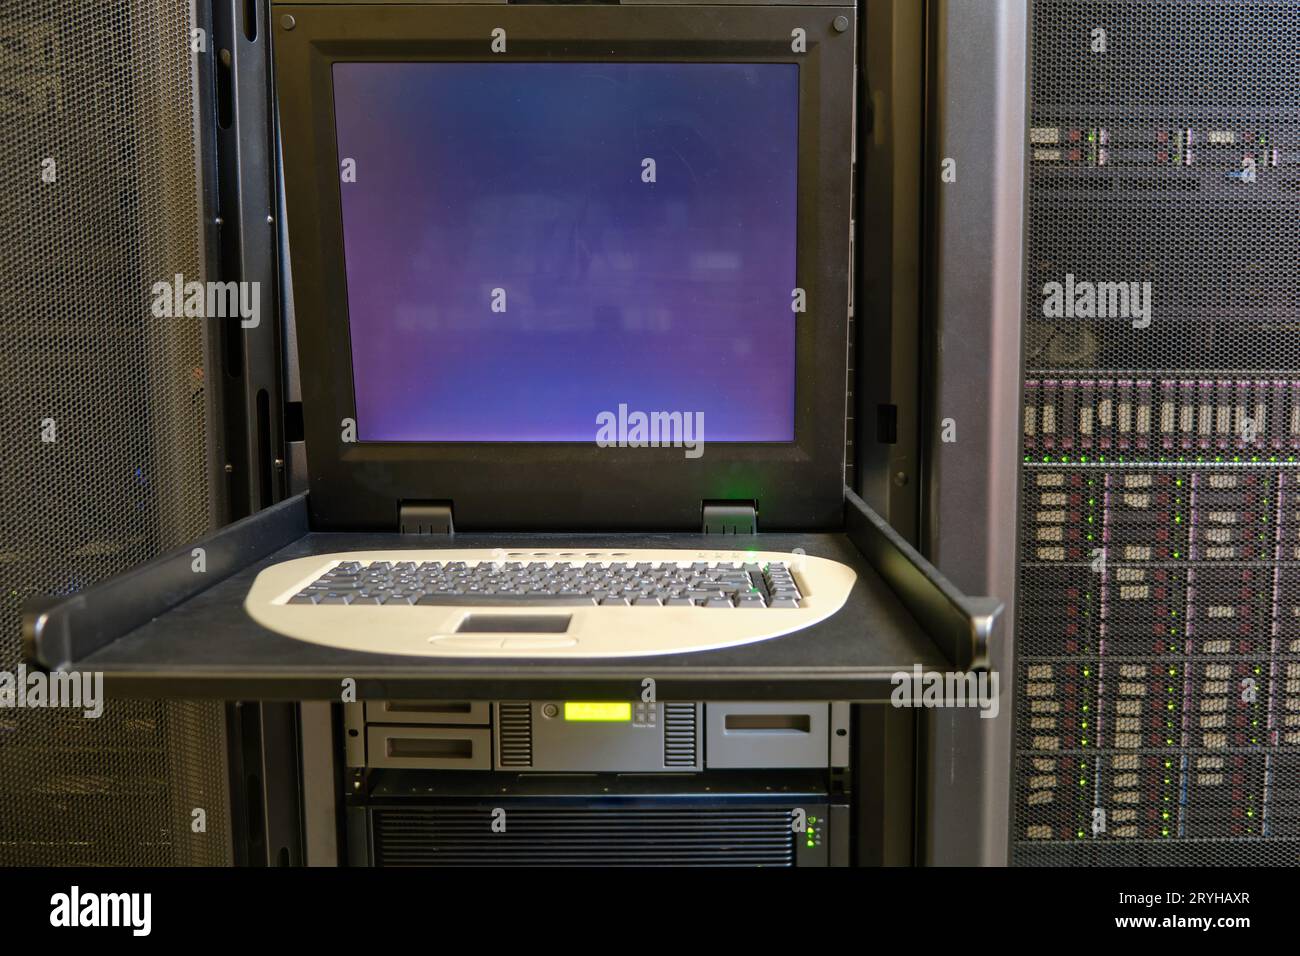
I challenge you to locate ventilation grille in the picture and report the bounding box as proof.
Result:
[1014,0,1300,866]
[663,703,699,767]
[373,808,796,866]
[497,703,532,768]
[0,0,232,865]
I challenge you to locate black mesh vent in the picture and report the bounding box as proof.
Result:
[1014,0,1300,865]
[663,703,698,767]
[0,1,231,864]
[373,807,797,866]
[497,703,532,768]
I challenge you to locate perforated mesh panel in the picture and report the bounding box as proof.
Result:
[373,807,799,866]
[0,1,232,865]
[1014,0,1300,865]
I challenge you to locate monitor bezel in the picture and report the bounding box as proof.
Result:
[275,3,855,531]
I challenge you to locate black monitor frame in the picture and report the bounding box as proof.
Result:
[274,3,856,532]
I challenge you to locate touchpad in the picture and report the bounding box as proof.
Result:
[457,614,572,634]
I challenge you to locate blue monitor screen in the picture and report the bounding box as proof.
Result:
[331,61,799,443]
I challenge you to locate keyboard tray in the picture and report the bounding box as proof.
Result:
[23,490,1002,702]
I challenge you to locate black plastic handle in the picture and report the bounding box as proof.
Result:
[24,493,310,670]
[844,488,1002,671]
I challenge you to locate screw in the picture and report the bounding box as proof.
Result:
[281,14,296,30]
[274,458,285,470]
[266,214,274,224]
[893,471,909,487]
[224,463,234,474]
[833,15,850,33]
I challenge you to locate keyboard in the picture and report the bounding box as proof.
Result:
[287,559,804,609]
[244,548,856,658]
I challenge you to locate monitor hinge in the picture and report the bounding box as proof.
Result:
[399,501,455,536]
[701,500,757,535]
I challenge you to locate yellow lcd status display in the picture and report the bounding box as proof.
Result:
[563,702,632,722]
